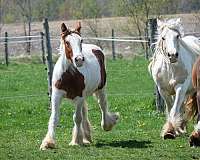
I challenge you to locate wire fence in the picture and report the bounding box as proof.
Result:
[0,18,200,106]
[0,64,154,103]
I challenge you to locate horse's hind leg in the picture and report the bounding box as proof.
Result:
[69,97,84,146]
[40,89,63,150]
[95,87,119,131]
[82,101,92,144]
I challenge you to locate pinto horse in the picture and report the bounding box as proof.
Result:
[40,22,119,150]
[148,18,200,140]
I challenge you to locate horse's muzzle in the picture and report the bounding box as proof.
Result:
[75,56,84,67]
[169,53,178,63]
[169,57,178,63]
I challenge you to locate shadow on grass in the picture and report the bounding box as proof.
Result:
[95,139,152,148]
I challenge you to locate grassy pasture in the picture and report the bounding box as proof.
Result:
[0,57,200,160]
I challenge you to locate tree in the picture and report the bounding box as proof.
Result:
[111,0,172,50]
[72,0,106,49]
[0,0,8,35]
[16,0,33,54]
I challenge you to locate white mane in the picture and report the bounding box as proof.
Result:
[157,18,184,37]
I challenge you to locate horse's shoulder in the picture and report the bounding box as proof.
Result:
[55,65,85,99]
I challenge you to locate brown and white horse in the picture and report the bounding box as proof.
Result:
[40,22,119,150]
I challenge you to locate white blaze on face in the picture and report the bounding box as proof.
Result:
[66,33,84,67]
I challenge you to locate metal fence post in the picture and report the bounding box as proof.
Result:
[5,32,8,66]
[40,32,45,64]
[148,18,165,113]
[43,18,53,104]
[112,29,116,60]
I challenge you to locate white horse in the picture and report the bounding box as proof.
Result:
[149,18,200,139]
[40,22,119,150]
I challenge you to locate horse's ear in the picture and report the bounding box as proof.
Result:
[176,18,181,24]
[61,23,67,32]
[75,22,81,33]
[157,18,163,27]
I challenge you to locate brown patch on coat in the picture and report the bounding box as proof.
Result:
[64,40,73,63]
[192,56,200,89]
[55,65,85,99]
[92,49,106,89]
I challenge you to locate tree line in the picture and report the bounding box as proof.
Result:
[1,0,200,24]
[0,0,200,53]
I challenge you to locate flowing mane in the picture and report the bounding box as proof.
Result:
[157,18,184,38]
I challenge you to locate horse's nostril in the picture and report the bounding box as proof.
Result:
[175,52,178,58]
[75,56,84,62]
[168,53,171,57]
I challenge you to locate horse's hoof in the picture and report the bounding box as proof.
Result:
[83,139,91,145]
[40,141,55,150]
[40,136,55,150]
[164,132,176,140]
[102,112,119,131]
[69,140,83,146]
[189,131,200,147]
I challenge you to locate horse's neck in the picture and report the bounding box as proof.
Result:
[180,36,200,56]
[57,54,70,72]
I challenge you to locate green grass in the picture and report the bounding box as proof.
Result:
[0,57,200,160]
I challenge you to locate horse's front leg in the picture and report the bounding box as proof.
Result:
[69,97,84,146]
[40,89,63,150]
[95,87,119,131]
[157,88,176,139]
[164,83,188,139]
[82,101,92,144]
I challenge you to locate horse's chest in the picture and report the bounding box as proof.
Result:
[155,63,188,95]
[55,68,85,99]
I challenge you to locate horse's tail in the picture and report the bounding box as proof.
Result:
[185,92,198,120]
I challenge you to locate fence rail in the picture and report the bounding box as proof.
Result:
[1,18,200,112]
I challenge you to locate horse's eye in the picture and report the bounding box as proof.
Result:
[81,39,83,43]
[162,37,165,40]
[177,35,180,39]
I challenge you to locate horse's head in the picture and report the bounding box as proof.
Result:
[60,22,84,67]
[157,18,183,63]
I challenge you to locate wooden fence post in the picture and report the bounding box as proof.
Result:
[144,21,149,60]
[4,32,8,66]
[112,29,116,60]
[43,18,53,104]
[148,18,165,113]
[40,32,45,64]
